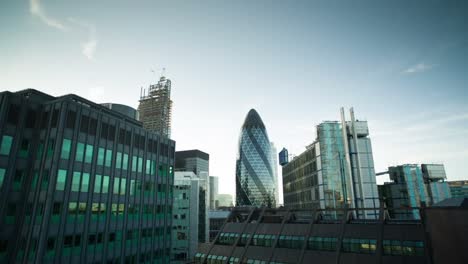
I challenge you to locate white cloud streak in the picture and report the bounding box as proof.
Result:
[404,62,436,74]
[69,18,98,60]
[29,0,67,31]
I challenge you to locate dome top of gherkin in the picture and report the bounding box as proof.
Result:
[242,109,265,129]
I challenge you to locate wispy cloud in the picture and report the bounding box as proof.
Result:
[69,18,98,60]
[29,0,67,31]
[403,62,436,74]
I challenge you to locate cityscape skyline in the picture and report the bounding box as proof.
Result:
[1,0,468,201]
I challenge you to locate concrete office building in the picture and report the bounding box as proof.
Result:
[137,76,173,138]
[175,150,210,243]
[379,164,451,220]
[236,109,277,208]
[282,108,380,219]
[448,180,468,198]
[172,171,200,263]
[210,176,219,210]
[195,203,468,264]
[0,89,175,263]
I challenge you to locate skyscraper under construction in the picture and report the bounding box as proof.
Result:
[138,76,173,138]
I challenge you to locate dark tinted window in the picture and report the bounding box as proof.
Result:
[66,110,76,129]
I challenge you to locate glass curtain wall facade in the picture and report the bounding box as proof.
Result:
[0,89,175,263]
[236,109,276,207]
[282,108,380,219]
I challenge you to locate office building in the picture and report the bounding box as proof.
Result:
[175,150,210,243]
[195,203,468,264]
[138,76,173,137]
[216,194,234,208]
[282,108,380,219]
[379,164,451,220]
[172,171,200,263]
[209,176,219,210]
[208,209,231,242]
[236,109,277,207]
[175,150,209,176]
[0,89,175,263]
[448,180,468,198]
[270,142,279,207]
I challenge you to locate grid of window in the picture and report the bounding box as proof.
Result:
[252,234,276,247]
[308,237,338,251]
[383,240,424,256]
[342,238,377,254]
[217,233,239,245]
[278,235,305,249]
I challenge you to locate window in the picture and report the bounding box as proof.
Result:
[61,139,72,160]
[132,156,137,172]
[81,173,90,192]
[85,145,93,163]
[66,110,76,129]
[105,150,112,167]
[94,174,102,193]
[120,178,126,195]
[53,202,61,215]
[116,152,122,169]
[138,157,143,173]
[72,172,81,192]
[18,139,30,158]
[97,148,105,166]
[123,154,129,170]
[55,170,67,191]
[383,240,424,256]
[0,168,5,187]
[342,238,376,254]
[0,135,13,155]
[308,237,337,251]
[75,143,85,162]
[13,170,24,191]
[102,176,110,194]
[113,177,120,194]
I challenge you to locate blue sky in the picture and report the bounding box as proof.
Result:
[1,0,467,202]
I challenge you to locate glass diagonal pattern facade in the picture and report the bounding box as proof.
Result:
[236,109,276,207]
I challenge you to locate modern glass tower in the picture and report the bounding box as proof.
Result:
[236,109,276,207]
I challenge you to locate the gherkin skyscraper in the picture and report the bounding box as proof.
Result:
[236,109,277,207]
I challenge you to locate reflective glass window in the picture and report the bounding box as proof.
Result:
[116,152,122,169]
[81,173,90,192]
[72,172,81,192]
[97,148,105,166]
[138,157,143,173]
[0,168,6,187]
[123,154,129,170]
[94,174,102,193]
[85,145,93,163]
[75,143,85,162]
[102,176,110,194]
[60,139,72,160]
[113,177,120,194]
[132,156,137,172]
[105,150,112,167]
[120,178,126,195]
[0,135,13,155]
[56,170,67,191]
